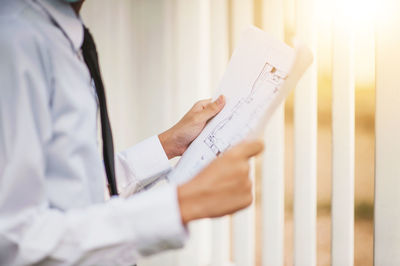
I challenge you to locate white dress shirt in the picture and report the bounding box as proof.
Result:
[0,0,187,265]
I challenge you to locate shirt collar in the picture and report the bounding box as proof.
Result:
[35,0,84,52]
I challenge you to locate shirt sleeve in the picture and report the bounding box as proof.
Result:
[115,136,172,197]
[0,20,186,266]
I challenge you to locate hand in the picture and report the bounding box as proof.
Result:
[159,95,225,159]
[177,140,264,224]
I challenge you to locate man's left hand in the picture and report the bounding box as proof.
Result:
[158,95,225,159]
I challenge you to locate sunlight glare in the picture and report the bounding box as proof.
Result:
[344,0,377,26]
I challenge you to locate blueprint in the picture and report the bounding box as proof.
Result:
[167,26,313,184]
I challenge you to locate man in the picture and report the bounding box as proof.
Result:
[0,0,264,265]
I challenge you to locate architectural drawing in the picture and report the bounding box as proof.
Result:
[166,27,312,185]
[203,62,288,155]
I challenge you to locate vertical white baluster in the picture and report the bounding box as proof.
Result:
[331,2,355,266]
[114,0,139,147]
[130,0,175,139]
[175,0,211,114]
[293,0,317,265]
[374,1,400,265]
[174,1,212,265]
[138,0,182,265]
[210,217,231,266]
[232,159,256,266]
[210,0,231,265]
[231,0,254,46]
[261,0,285,265]
[231,1,255,265]
[162,0,177,128]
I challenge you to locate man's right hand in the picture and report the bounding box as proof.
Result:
[177,139,264,224]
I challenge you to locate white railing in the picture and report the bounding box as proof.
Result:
[374,2,400,265]
[331,2,355,265]
[293,0,317,265]
[81,0,400,265]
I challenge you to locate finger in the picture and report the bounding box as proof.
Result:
[230,139,264,159]
[200,95,225,120]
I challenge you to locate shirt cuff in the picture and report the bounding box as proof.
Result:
[116,135,171,193]
[127,184,188,256]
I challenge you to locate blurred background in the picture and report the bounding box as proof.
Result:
[81,0,383,265]
[279,0,375,265]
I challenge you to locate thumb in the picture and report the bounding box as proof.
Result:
[229,139,264,159]
[200,95,225,121]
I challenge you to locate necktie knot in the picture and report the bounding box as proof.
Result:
[82,27,97,56]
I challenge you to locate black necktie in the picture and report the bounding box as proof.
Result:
[81,26,118,196]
